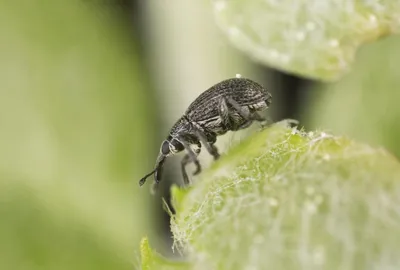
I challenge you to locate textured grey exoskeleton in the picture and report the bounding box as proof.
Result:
[139,77,272,192]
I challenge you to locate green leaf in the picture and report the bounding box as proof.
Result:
[167,120,400,269]
[212,0,400,81]
[140,238,191,270]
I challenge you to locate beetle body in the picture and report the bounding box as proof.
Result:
[139,77,272,192]
[185,78,271,134]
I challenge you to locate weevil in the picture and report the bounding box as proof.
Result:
[139,77,272,192]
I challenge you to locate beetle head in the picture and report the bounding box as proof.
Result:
[161,138,184,156]
[138,137,184,193]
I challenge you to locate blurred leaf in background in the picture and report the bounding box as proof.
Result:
[0,1,156,269]
[308,35,400,158]
[213,0,400,81]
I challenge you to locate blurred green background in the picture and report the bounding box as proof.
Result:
[1,1,399,269]
[0,1,155,269]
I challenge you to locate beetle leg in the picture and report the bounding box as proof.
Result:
[251,112,266,122]
[191,142,202,175]
[219,97,235,130]
[259,115,273,129]
[180,154,191,185]
[181,154,201,185]
[220,97,263,131]
[219,98,230,125]
[175,136,202,183]
[237,120,253,130]
[225,96,266,122]
[180,142,202,184]
[191,128,220,160]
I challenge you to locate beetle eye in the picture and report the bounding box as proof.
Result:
[170,139,184,153]
[161,141,170,155]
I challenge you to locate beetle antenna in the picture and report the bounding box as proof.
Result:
[138,168,157,186]
[138,154,166,187]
